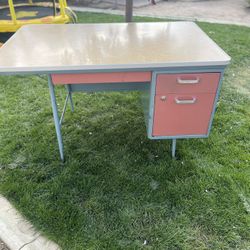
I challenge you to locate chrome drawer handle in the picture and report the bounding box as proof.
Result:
[175,97,196,104]
[177,77,200,84]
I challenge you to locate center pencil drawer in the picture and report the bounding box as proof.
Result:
[51,72,152,85]
[156,73,220,94]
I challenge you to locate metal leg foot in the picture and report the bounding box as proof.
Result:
[171,139,176,158]
[48,75,64,161]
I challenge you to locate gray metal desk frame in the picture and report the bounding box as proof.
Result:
[46,64,226,161]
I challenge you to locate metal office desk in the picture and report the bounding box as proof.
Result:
[0,22,230,160]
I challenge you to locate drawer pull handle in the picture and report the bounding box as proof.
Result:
[175,97,196,104]
[177,77,200,84]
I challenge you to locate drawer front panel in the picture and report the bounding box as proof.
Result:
[152,93,216,137]
[156,73,220,94]
[52,72,152,85]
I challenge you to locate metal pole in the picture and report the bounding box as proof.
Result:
[66,84,74,112]
[60,92,70,125]
[125,0,133,22]
[8,0,17,24]
[59,0,66,17]
[172,139,176,158]
[48,75,64,161]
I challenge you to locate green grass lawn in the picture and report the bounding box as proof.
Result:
[0,12,250,249]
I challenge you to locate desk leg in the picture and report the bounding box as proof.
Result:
[172,139,176,158]
[66,84,74,112]
[48,75,64,161]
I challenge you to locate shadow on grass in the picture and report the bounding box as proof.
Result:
[1,77,249,249]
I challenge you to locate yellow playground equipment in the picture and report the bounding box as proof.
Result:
[0,0,77,43]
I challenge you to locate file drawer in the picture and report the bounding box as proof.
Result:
[152,93,216,136]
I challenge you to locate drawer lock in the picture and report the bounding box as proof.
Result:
[160,95,167,101]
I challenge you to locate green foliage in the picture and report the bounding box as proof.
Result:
[0,12,250,249]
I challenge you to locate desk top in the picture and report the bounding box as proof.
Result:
[0,22,230,73]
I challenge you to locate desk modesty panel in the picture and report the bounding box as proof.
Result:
[0,22,231,160]
[0,22,230,73]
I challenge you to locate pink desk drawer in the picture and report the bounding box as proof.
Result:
[52,72,152,85]
[152,93,216,136]
[156,73,220,94]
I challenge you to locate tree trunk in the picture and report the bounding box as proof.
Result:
[125,0,133,22]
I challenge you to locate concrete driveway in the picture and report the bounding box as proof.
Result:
[134,0,250,26]
[72,0,250,27]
